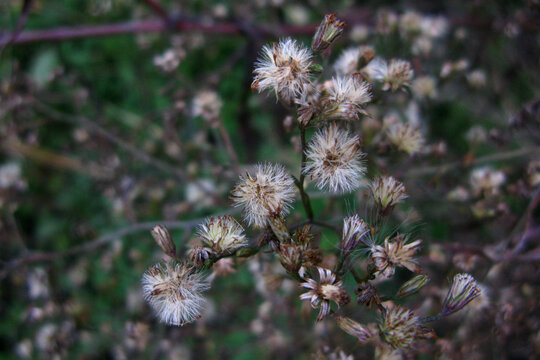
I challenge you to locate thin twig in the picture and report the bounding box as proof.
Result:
[0,211,237,281]
[296,124,315,220]
[407,146,540,177]
[30,99,223,203]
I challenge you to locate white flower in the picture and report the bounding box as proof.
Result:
[304,123,366,193]
[197,215,247,253]
[231,163,296,227]
[252,38,314,103]
[142,262,209,326]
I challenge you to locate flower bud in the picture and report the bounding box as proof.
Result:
[396,274,429,298]
[336,316,372,343]
[279,244,303,276]
[442,273,481,315]
[188,246,215,268]
[312,14,346,52]
[268,216,291,243]
[151,225,176,257]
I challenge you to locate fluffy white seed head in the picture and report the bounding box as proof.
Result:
[469,167,506,197]
[192,90,222,126]
[365,58,413,91]
[252,38,314,104]
[142,262,209,326]
[304,124,366,193]
[386,122,424,155]
[231,163,296,228]
[323,76,372,121]
[333,46,374,76]
[197,215,247,253]
[412,76,437,99]
[328,76,372,107]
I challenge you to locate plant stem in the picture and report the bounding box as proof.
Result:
[296,123,314,220]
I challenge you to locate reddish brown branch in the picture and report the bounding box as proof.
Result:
[141,0,169,20]
[0,19,316,46]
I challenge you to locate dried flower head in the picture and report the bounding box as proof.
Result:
[469,167,506,197]
[370,176,408,213]
[442,273,481,315]
[231,163,296,228]
[336,316,372,343]
[252,38,314,104]
[412,76,437,99]
[153,48,184,72]
[398,11,422,37]
[192,90,222,126]
[365,58,413,91]
[299,267,350,321]
[334,46,375,76]
[386,122,424,155]
[304,124,366,193]
[342,215,369,258]
[379,306,432,348]
[312,13,346,52]
[197,215,247,253]
[323,76,372,121]
[355,283,380,308]
[142,262,209,326]
[371,235,422,278]
[279,243,303,275]
[188,246,214,268]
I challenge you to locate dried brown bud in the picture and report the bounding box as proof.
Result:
[268,216,291,243]
[355,283,380,308]
[312,14,346,52]
[188,246,215,268]
[279,244,303,276]
[151,225,176,257]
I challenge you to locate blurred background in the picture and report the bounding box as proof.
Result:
[0,0,539,359]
